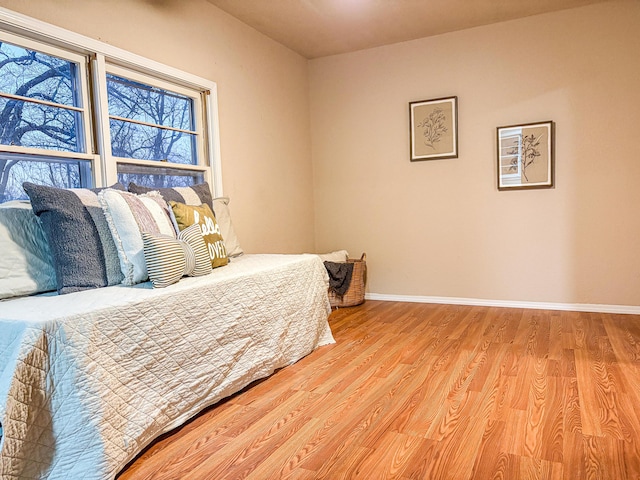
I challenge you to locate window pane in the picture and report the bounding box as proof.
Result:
[106,72,199,165]
[110,118,196,164]
[0,41,77,107]
[107,74,194,131]
[0,153,91,202]
[0,97,81,152]
[0,40,84,155]
[117,162,204,189]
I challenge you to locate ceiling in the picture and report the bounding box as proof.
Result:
[207,0,611,59]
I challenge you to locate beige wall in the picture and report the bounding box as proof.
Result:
[3,0,639,306]
[310,1,640,306]
[0,0,316,254]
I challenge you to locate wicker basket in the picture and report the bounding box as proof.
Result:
[328,253,367,308]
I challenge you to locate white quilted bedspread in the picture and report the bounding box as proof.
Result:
[0,254,333,479]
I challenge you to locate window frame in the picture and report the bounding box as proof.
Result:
[0,29,96,157]
[98,62,210,186]
[0,6,223,197]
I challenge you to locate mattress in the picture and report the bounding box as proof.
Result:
[0,254,334,479]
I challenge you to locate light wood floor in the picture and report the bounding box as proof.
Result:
[118,301,640,479]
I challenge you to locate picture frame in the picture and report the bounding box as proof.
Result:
[496,120,555,190]
[409,96,458,161]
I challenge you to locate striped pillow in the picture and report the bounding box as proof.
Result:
[143,224,212,288]
[178,223,212,277]
[128,182,214,211]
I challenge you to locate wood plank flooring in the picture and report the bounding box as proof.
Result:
[117,301,640,479]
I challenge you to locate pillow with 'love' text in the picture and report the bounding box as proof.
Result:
[169,201,228,269]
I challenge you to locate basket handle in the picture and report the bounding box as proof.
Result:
[360,253,367,286]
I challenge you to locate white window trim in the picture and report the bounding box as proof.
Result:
[0,6,223,196]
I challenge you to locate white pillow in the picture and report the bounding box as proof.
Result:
[317,250,350,263]
[99,190,177,285]
[213,197,243,257]
[0,201,56,299]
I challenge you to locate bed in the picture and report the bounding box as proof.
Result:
[0,253,334,479]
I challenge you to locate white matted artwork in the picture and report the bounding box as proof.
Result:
[409,96,458,161]
[497,120,555,190]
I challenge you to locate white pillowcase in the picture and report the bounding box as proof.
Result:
[317,250,350,263]
[213,197,243,257]
[99,190,176,285]
[0,201,56,299]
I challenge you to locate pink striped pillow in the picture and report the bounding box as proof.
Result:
[99,189,177,285]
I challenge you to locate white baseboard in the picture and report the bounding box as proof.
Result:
[365,293,640,315]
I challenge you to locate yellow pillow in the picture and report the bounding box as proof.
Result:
[169,201,229,269]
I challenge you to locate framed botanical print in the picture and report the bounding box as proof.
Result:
[497,120,555,190]
[409,96,458,161]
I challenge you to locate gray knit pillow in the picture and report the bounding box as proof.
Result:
[23,182,125,294]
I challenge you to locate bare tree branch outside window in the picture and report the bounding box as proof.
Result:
[107,74,195,165]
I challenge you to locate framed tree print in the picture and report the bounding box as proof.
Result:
[410,96,458,161]
[497,120,555,190]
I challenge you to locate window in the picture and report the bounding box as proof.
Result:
[0,152,92,201]
[103,66,210,189]
[0,31,93,201]
[0,11,221,203]
[107,72,197,164]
